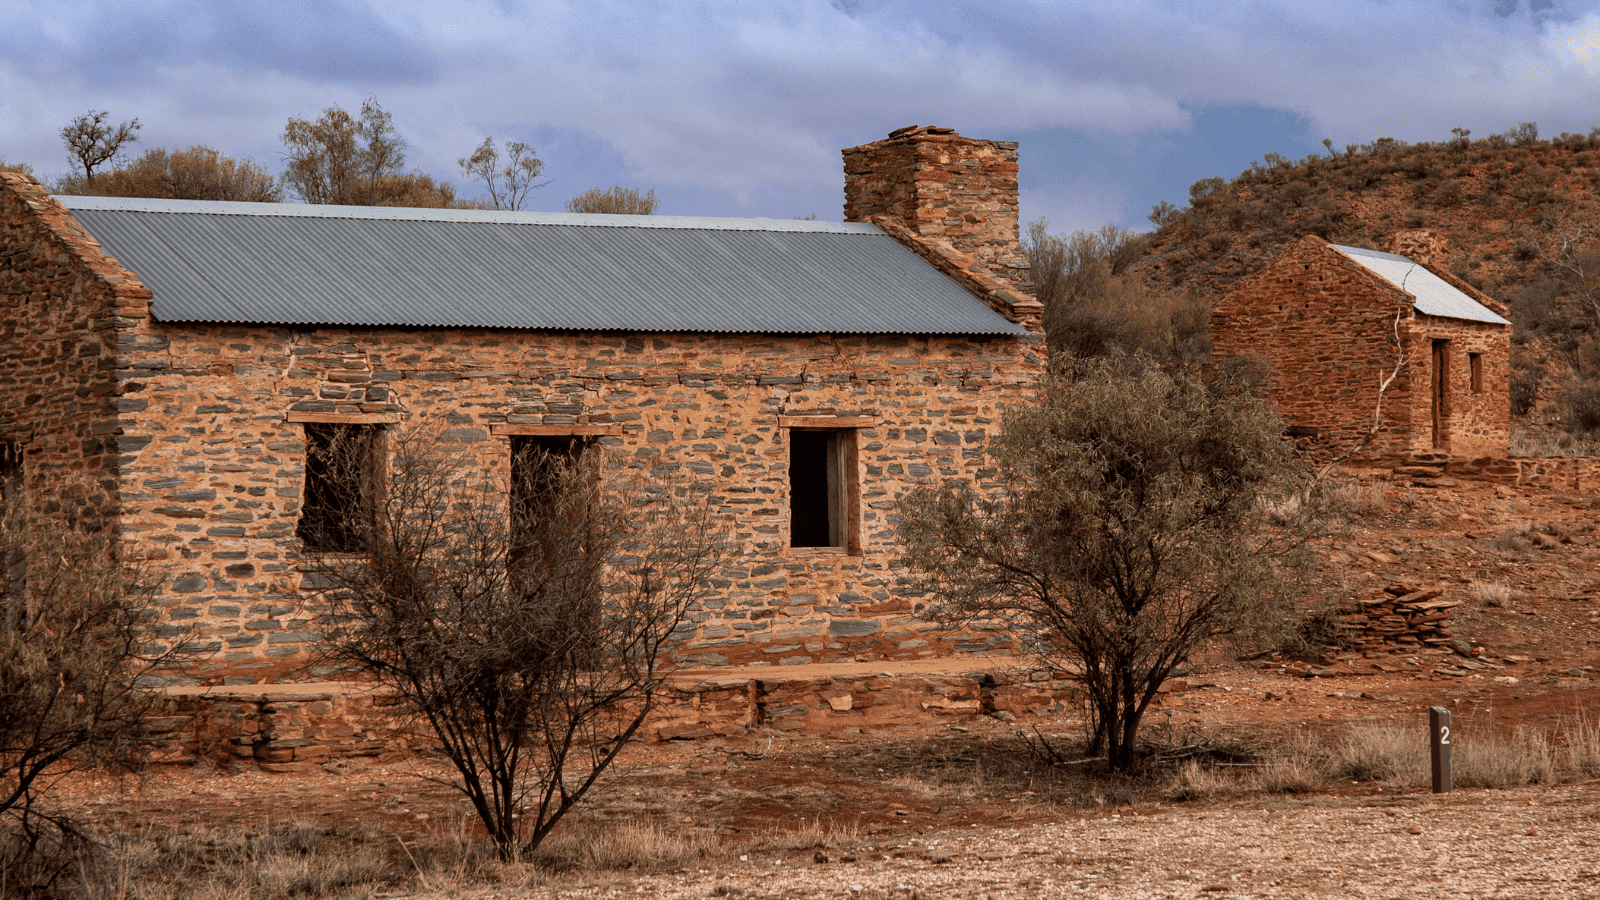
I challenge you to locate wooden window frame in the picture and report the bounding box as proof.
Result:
[782,416,871,555]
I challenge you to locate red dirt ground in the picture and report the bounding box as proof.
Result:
[49,470,1600,850]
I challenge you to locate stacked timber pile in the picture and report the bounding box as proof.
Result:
[1339,583,1465,653]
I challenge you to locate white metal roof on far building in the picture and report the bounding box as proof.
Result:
[54,196,1030,336]
[1333,244,1511,326]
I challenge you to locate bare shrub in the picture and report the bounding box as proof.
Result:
[565,185,659,215]
[1559,378,1600,438]
[0,479,182,897]
[1511,427,1600,456]
[55,146,283,202]
[310,425,723,859]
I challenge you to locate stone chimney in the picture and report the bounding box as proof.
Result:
[1380,229,1451,270]
[842,126,1030,293]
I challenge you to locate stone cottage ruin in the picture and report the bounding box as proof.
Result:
[0,126,1043,683]
[1212,232,1512,461]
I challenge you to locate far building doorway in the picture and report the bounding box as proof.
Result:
[1431,339,1450,449]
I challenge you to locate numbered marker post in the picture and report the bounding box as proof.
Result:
[1429,705,1452,793]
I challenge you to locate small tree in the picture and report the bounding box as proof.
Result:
[281,96,455,207]
[309,427,721,858]
[896,358,1322,772]
[0,477,177,892]
[59,111,140,187]
[459,138,545,210]
[565,184,659,215]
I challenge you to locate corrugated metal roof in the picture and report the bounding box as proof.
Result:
[1333,245,1511,326]
[56,196,1029,335]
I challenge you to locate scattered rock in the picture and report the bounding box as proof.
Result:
[1407,826,1422,835]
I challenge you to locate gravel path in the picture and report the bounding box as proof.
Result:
[426,781,1600,900]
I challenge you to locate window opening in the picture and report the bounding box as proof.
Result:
[789,429,856,550]
[0,443,21,507]
[298,423,382,553]
[510,435,589,565]
[1469,352,1484,393]
[1,443,22,598]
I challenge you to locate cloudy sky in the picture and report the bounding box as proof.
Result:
[5,0,1600,232]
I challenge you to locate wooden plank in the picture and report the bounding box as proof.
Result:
[778,416,877,428]
[285,411,403,424]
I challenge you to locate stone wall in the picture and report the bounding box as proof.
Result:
[107,321,1040,681]
[1447,454,1600,491]
[146,685,397,771]
[1399,314,1512,459]
[1212,234,1511,461]
[0,173,131,526]
[842,127,1030,293]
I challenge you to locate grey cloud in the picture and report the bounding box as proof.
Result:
[8,1,439,85]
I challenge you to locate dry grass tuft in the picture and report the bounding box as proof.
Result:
[531,817,716,872]
[1329,721,1429,786]
[753,817,863,853]
[1510,426,1600,458]
[1454,726,1554,787]
[1253,735,1328,794]
[1559,710,1600,777]
[1475,581,1516,608]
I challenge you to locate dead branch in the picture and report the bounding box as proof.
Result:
[1310,270,1412,481]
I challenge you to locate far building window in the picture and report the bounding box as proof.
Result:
[787,426,859,552]
[1469,352,1484,393]
[298,423,383,554]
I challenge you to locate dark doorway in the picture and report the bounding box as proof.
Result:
[1431,339,1450,449]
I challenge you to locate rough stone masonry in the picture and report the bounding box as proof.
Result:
[0,128,1045,684]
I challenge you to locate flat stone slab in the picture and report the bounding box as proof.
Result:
[669,654,1031,689]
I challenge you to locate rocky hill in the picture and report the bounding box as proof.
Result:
[1136,124,1600,306]
[1128,124,1600,433]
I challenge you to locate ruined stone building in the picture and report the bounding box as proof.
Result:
[1212,233,1512,461]
[0,127,1043,683]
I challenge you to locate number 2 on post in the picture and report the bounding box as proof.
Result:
[1439,725,1450,745]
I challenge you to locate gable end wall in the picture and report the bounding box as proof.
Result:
[0,173,144,528]
[1213,235,1510,460]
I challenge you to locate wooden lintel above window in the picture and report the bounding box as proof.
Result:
[778,416,877,429]
[286,411,403,425]
[490,424,624,437]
